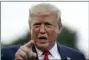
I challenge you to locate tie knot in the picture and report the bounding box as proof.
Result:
[43,51,49,55]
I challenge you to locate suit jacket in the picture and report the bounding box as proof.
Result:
[1,43,85,60]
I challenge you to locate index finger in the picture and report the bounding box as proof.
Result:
[24,40,34,48]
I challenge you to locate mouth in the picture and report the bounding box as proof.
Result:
[38,36,47,40]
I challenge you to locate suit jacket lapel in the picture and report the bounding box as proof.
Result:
[32,45,39,60]
[57,43,67,60]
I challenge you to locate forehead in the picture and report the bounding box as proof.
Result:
[31,12,57,22]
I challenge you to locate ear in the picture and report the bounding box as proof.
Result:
[57,27,62,35]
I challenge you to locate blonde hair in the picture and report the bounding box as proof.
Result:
[29,3,62,29]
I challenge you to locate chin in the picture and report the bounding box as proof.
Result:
[36,43,49,51]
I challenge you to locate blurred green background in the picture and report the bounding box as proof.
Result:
[2,26,77,50]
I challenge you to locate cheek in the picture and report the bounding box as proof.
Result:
[48,28,57,35]
[31,29,36,38]
[48,28,58,40]
[47,28,57,46]
[31,28,39,39]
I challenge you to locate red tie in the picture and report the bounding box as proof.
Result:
[43,51,49,60]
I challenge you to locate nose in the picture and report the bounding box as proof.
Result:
[39,24,46,34]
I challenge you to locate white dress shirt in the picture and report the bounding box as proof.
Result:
[36,42,61,60]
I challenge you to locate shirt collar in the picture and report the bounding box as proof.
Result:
[36,47,43,57]
[49,42,58,57]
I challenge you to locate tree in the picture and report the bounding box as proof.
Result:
[2,26,77,50]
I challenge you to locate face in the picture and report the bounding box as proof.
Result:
[30,13,61,51]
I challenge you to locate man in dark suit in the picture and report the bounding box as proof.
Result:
[2,3,85,60]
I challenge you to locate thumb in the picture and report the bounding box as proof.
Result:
[32,52,37,57]
[28,50,37,57]
[28,51,37,60]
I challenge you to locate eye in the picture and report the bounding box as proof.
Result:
[33,23,41,28]
[45,23,52,27]
[45,23,51,25]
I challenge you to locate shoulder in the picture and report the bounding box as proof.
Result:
[2,45,21,50]
[1,45,21,60]
[59,44,82,54]
[57,44,85,60]
[2,45,21,54]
